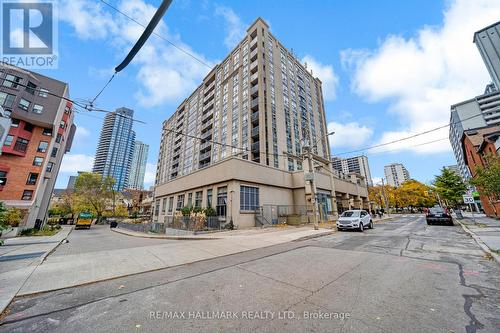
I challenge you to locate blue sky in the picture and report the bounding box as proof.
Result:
[38,0,500,188]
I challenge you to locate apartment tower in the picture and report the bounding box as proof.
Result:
[384,163,410,187]
[331,155,373,186]
[93,107,135,191]
[154,18,344,227]
[129,140,149,190]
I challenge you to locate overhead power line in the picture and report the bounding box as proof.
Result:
[335,112,485,156]
[100,0,212,69]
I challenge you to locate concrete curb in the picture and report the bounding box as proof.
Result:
[292,230,335,242]
[456,219,500,265]
[38,226,74,264]
[0,226,74,316]
[111,227,220,240]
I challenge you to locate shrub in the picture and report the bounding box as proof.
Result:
[203,206,216,217]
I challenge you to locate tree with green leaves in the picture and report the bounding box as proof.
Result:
[0,201,8,231]
[5,208,21,227]
[432,167,467,207]
[469,154,500,215]
[74,172,116,222]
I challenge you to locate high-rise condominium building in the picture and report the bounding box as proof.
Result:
[384,163,410,187]
[444,165,461,177]
[0,63,76,229]
[449,88,500,180]
[93,107,135,191]
[474,21,500,89]
[331,155,373,186]
[154,18,363,227]
[129,141,149,190]
[450,21,500,180]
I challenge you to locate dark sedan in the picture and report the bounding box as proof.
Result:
[426,206,453,225]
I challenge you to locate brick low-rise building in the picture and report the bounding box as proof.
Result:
[0,63,76,229]
[462,125,500,217]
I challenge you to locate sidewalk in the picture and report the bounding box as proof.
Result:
[16,226,333,297]
[0,226,73,314]
[456,214,500,264]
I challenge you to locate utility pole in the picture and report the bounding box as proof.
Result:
[381,178,390,216]
[304,145,319,230]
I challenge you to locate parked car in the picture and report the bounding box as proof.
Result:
[337,210,373,232]
[426,206,453,225]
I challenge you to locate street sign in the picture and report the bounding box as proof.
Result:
[463,195,474,204]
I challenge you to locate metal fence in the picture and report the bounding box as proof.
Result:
[255,204,328,226]
[164,216,224,231]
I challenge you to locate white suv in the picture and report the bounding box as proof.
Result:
[337,210,373,232]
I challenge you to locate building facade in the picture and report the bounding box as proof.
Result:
[154,18,365,227]
[0,63,76,228]
[331,155,373,186]
[462,125,500,217]
[474,21,500,89]
[384,163,410,187]
[93,107,135,191]
[128,141,149,190]
[444,165,461,176]
[449,90,500,179]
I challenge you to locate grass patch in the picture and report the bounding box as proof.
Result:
[20,225,61,237]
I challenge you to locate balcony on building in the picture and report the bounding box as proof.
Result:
[203,99,214,112]
[249,48,258,62]
[251,111,259,124]
[201,130,212,141]
[199,140,211,153]
[202,109,214,122]
[251,141,260,152]
[250,59,258,74]
[250,97,259,111]
[250,35,258,51]
[201,120,213,132]
[250,85,259,98]
[250,72,258,85]
[199,151,211,162]
[251,126,259,139]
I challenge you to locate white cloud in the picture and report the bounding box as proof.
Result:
[372,177,383,186]
[341,0,500,154]
[60,0,213,107]
[143,163,156,187]
[59,154,94,173]
[302,55,339,101]
[215,5,246,49]
[327,121,373,149]
[73,126,90,145]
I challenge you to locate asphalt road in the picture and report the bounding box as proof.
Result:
[1,216,499,332]
[51,224,174,257]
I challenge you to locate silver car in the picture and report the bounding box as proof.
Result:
[337,210,373,232]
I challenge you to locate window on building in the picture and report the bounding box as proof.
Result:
[187,192,193,207]
[60,120,66,129]
[11,119,19,127]
[162,198,167,214]
[26,172,38,185]
[154,200,160,216]
[37,141,48,153]
[4,135,13,146]
[23,122,33,132]
[32,104,43,114]
[46,162,54,172]
[39,88,49,97]
[207,189,213,207]
[51,147,58,157]
[194,191,202,208]
[14,137,29,152]
[33,156,43,166]
[216,187,227,217]
[18,98,30,111]
[64,106,71,115]
[42,128,52,136]
[56,134,62,143]
[240,186,259,211]
[26,82,37,94]
[0,171,7,187]
[3,74,22,88]
[176,194,185,210]
[0,92,15,108]
[22,190,33,200]
[168,196,174,213]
